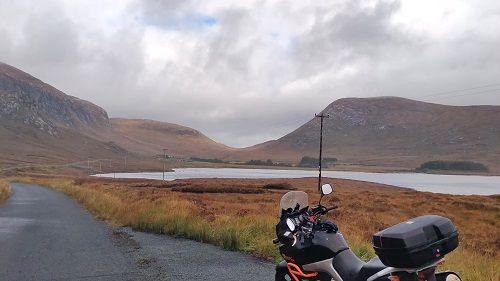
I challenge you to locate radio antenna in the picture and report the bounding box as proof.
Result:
[315,113,330,191]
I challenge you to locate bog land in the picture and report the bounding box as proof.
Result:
[2,176,499,281]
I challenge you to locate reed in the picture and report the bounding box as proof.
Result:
[0,180,11,206]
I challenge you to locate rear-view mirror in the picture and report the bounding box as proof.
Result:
[321,183,333,195]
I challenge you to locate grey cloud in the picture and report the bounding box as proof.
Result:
[204,9,255,84]
[0,0,499,147]
[133,0,215,30]
[18,12,81,65]
[293,0,408,77]
[0,27,12,58]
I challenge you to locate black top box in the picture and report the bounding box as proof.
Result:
[372,215,459,268]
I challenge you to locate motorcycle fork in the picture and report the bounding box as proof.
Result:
[287,263,321,281]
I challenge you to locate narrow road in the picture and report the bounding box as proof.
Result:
[0,183,275,280]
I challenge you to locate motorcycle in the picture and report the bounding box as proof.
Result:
[273,183,462,281]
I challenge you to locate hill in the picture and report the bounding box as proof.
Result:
[106,118,234,158]
[2,61,498,173]
[0,62,125,168]
[233,97,500,171]
[0,62,232,171]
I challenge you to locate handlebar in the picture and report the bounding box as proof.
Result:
[325,204,338,212]
[310,204,338,216]
[275,204,339,244]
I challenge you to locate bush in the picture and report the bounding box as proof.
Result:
[261,183,296,190]
[172,185,265,194]
[416,160,489,172]
[245,159,270,166]
[298,156,337,168]
[190,157,227,164]
[244,159,292,167]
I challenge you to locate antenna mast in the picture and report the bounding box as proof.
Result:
[315,113,330,191]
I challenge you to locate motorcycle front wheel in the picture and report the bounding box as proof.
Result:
[274,271,292,281]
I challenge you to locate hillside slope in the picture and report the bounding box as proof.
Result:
[107,118,234,158]
[233,97,500,171]
[2,61,498,173]
[0,62,126,167]
[0,62,232,169]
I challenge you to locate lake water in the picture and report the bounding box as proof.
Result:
[94,168,500,196]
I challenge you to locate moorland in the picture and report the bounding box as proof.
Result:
[2,175,498,281]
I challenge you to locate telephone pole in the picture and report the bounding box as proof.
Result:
[315,113,330,191]
[162,148,168,181]
[124,151,128,171]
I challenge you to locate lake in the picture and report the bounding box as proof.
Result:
[94,168,500,196]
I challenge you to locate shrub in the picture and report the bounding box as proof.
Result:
[262,183,296,190]
[416,160,489,172]
[172,185,265,194]
[189,157,227,164]
[298,156,337,168]
[0,182,11,206]
[244,159,292,167]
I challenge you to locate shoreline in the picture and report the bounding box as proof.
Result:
[93,168,500,196]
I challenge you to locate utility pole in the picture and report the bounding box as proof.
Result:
[99,160,102,172]
[315,113,330,191]
[162,148,168,181]
[124,152,128,171]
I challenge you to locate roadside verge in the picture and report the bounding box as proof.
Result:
[0,180,11,206]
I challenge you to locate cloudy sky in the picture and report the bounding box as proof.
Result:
[1,0,499,147]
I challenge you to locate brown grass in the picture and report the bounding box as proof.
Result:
[8,175,500,281]
[0,179,11,206]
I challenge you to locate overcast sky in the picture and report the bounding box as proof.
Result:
[1,0,499,147]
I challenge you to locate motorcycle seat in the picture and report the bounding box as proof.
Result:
[357,257,387,281]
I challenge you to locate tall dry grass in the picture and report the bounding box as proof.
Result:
[11,176,500,281]
[0,180,12,206]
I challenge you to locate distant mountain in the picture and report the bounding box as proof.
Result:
[0,62,125,167]
[107,118,234,158]
[0,62,110,133]
[2,61,499,173]
[233,97,500,171]
[0,62,232,169]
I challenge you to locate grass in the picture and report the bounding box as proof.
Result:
[0,179,12,206]
[7,175,499,281]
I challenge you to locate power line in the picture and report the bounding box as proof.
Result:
[415,83,500,99]
[431,88,500,100]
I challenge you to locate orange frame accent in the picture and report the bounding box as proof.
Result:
[287,262,319,281]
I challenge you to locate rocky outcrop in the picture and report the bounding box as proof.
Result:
[0,62,109,136]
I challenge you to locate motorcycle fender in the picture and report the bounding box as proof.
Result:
[435,271,462,281]
[303,258,343,281]
[276,260,288,274]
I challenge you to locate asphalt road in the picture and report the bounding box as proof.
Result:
[0,183,275,280]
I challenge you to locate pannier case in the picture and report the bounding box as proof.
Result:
[372,215,459,268]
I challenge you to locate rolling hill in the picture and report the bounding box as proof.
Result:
[0,62,123,167]
[0,62,232,171]
[233,97,500,171]
[106,118,234,158]
[1,61,499,173]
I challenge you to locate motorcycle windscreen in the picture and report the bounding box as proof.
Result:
[278,191,309,217]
